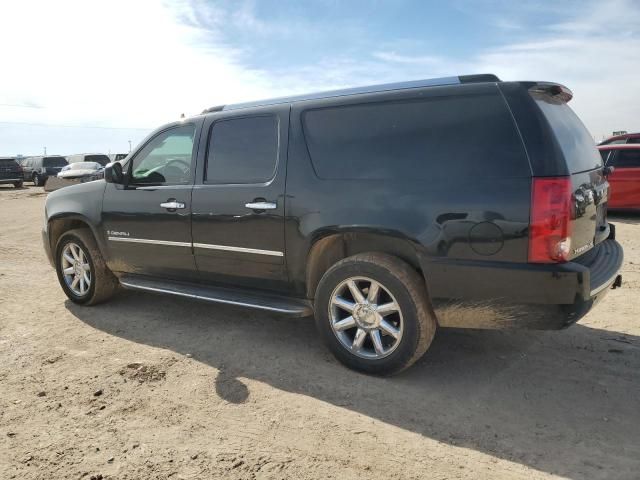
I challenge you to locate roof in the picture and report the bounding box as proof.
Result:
[597,144,640,150]
[203,73,501,114]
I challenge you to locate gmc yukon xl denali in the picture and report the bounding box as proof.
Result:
[42,74,623,375]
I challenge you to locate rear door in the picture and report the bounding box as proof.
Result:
[191,106,289,292]
[43,157,68,177]
[530,91,609,259]
[0,158,22,182]
[607,148,640,209]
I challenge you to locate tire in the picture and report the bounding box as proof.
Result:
[13,181,23,188]
[314,252,436,375]
[33,174,41,186]
[55,228,118,305]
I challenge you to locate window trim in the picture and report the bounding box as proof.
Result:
[203,113,280,186]
[127,123,198,187]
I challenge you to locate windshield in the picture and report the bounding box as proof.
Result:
[43,157,68,167]
[84,154,110,166]
[532,94,602,173]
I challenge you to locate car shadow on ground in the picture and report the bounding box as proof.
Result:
[66,290,640,480]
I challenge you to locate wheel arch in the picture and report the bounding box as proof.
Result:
[304,229,425,300]
[48,214,103,259]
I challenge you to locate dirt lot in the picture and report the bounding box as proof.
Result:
[1,185,639,480]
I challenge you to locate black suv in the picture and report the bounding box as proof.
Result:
[42,74,623,375]
[0,157,23,188]
[22,155,68,186]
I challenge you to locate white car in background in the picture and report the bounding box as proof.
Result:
[57,161,104,180]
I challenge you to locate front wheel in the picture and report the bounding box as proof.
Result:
[55,228,118,305]
[33,173,42,186]
[314,253,436,375]
[13,181,23,188]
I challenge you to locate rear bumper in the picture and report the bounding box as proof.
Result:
[422,230,623,330]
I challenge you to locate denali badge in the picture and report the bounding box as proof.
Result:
[107,230,130,237]
[573,242,593,255]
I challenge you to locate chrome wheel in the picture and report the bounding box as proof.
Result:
[329,276,403,359]
[61,242,91,296]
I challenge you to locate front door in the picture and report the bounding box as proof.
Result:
[191,106,289,292]
[101,122,200,281]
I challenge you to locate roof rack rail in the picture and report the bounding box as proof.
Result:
[202,73,500,113]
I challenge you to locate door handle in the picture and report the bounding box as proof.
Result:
[245,201,277,210]
[160,201,185,209]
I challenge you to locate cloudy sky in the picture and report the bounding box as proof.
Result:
[0,0,638,156]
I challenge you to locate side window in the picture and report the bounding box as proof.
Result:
[611,149,640,168]
[206,115,278,184]
[628,137,640,144]
[301,93,529,180]
[130,125,196,185]
[600,150,611,163]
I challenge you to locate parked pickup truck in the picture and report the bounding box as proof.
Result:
[42,74,623,375]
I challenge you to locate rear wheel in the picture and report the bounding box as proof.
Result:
[33,173,41,186]
[314,253,436,375]
[55,228,118,305]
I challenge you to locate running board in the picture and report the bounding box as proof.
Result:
[118,274,313,317]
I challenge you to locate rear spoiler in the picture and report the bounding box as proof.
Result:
[528,82,573,102]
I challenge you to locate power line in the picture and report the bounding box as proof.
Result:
[0,120,152,130]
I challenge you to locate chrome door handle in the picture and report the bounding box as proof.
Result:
[160,201,185,209]
[245,201,277,210]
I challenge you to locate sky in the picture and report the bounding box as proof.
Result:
[0,0,638,156]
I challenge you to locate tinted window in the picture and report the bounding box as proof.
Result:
[302,93,529,180]
[628,137,640,144]
[84,154,110,166]
[532,95,601,173]
[611,149,640,168]
[206,115,278,184]
[131,125,195,184]
[43,157,68,167]
[599,150,611,163]
[0,159,19,168]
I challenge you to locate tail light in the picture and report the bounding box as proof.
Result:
[528,177,572,263]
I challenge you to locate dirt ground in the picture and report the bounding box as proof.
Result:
[1,184,639,480]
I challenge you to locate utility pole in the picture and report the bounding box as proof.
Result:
[128,140,132,152]
[44,146,47,155]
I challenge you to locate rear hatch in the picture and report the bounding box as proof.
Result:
[530,87,609,261]
[0,158,22,179]
[43,156,68,176]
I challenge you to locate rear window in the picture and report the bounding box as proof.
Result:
[532,94,602,173]
[85,155,110,166]
[43,157,68,167]
[302,93,529,180]
[0,159,19,168]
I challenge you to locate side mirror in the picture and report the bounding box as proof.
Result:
[104,162,124,184]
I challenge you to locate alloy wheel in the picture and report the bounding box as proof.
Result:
[329,276,404,359]
[61,242,92,296]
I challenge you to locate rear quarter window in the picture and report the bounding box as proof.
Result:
[532,94,601,173]
[301,93,530,180]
